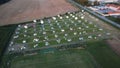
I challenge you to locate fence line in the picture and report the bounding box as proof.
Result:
[68,0,120,29]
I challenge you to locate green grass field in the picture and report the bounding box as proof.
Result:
[3,40,120,68]
[86,40,120,68]
[0,25,17,61]
[106,16,120,25]
[10,49,98,68]
[0,25,17,68]
[0,25,17,55]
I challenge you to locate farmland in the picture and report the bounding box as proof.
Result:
[7,11,111,53]
[1,11,120,68]
[0,0,120,68]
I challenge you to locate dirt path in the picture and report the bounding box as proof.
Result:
[0,0,78,26]
[106,37,120,56]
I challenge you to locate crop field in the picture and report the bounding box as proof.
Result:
[7,11,112,53]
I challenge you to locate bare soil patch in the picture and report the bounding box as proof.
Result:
[106,37,120,56]
[0,0,78,26]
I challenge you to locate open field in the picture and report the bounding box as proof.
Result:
[3,40,120,68]
[0,0,120,68]
[0,0,78,26]
[1,2,120,67]
[6,11,112,53]
[0,11,120,68]
[107,38,120,56]
[0,24,17,67]
[86,40,120,68]
[9,49,98,68]
[2,10,119,68]
[0,25,17,57]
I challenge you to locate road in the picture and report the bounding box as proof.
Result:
[69,0,120,29]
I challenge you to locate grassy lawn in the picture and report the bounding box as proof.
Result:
[0,25,17,57]
[0,24,17,68]
[106,16,120,25]
[10,49,98,68]
[86,40,120,68]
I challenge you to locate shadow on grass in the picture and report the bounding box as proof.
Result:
[0,24,17,68]
[86,40,120,68]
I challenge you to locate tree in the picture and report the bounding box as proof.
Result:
[75,0,89,6]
